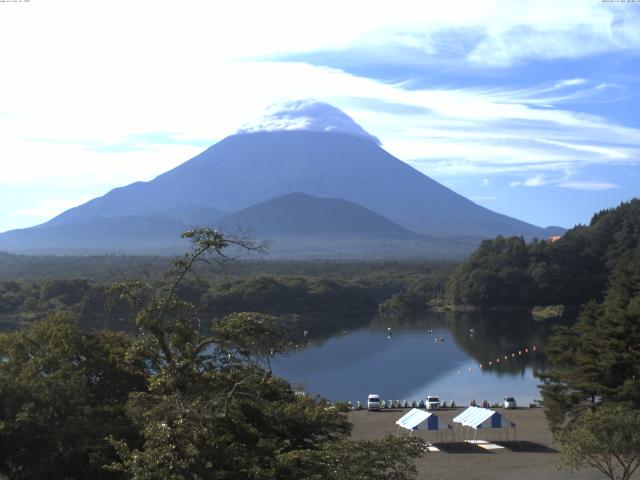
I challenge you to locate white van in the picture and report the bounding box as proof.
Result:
[367,394,381,411]
[426,395,440,410]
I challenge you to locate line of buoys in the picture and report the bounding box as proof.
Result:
[478,345,539,370]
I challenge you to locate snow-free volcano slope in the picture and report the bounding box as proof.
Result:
[0,101,556,255]
[42,129,549,238]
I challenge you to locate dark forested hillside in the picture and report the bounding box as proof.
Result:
[0,258,453,331]
[446,199,640,307]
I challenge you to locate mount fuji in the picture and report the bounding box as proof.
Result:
[0,100,562,257]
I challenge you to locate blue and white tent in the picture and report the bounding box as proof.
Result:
[395,408,451,443]
[452,406,516,442]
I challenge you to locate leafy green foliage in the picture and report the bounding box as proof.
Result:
[558,405,640,480]
[538,245,640,478]
[0,313,147,479]
[377,267,453,315]
[0,257,453,331]
[539,246,640,432]
[446,199,640,306]
[214,312,298,369]
[201,276,375,316]
[106,229,424,479]
[280,436,426,480]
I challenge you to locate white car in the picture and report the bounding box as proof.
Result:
[367,394,381,411]
[426,395,440,410]
[503,397,516,409]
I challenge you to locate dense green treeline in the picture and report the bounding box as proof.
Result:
[0,250,451,282]
[446,199,640,307]
[0,251,169,281]
[3,199,639,324]
[537,244,640,479]
[0,262,453,331]
[540,244,640,428]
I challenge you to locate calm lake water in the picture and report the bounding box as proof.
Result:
[272,311,557,406]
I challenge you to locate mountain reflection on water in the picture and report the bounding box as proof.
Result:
[273,310,564,405]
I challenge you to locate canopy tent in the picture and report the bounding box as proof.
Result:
[452,406,516,443]
[395,408,451,443]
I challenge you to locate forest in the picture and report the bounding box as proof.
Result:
[445,199,640,308]
[2,199,639,333]
[0,255,453,332]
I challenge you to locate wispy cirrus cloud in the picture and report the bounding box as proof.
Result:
[1,60,638,187]
[280,1,640,70]
[509,176,549,188]
[557,181,622,191]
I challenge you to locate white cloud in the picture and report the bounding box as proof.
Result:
[347,1,640,66]
[556,79,587,88]
[488,79,622,107]
[1,56,638,187]
[508,176,623,191]
[539,140,630,160]
[0,139,202,187]
[509,175,552,188]
[237,100,380,144]
[524,176,547,187]
[557,181,622,191]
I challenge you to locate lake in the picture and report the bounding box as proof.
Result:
[272,310,557,406]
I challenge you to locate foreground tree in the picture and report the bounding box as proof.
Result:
[2,229,425,479]
[106,229,426,479]
[0,313,147,479]
[106,229,427,479]
[539,247,640,430]
[558,405,640,480]
[281,436,426,480]
[539,246,640,479]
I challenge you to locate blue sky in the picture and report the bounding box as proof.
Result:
[1,0,639,232]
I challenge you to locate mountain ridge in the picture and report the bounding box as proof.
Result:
[40,130,554,238]
[215,192,419,239]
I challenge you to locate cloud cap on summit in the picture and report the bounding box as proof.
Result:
[237,100,380,145]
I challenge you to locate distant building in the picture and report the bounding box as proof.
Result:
[549,236,561,242]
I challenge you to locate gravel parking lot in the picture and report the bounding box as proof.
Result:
[349,407,609,480]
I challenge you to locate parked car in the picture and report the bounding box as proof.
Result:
[368,394,381,411]
[503,397,517,409]
[426,395,440,410]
